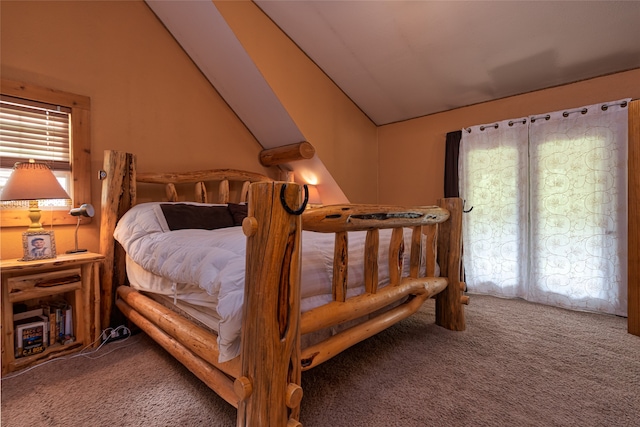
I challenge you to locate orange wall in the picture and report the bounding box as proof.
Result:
[378,69,640,205]
[0,0,267,259]
[215,1,379,203]
[2,0,638,260]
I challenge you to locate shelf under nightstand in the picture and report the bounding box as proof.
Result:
[1,252,104,375]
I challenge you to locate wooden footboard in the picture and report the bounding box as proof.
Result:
[296,200,464,370]
[99,150,466,427]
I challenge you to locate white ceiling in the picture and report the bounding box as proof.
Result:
[255,0,640,125]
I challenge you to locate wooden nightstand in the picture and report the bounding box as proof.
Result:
[1,252,104,375]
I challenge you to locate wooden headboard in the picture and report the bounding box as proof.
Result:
[98,150,274,329]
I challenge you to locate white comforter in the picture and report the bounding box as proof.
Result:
[114,202,416,361]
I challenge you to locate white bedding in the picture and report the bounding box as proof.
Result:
[114,202,423,362]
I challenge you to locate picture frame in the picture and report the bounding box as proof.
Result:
[21,231,57,261]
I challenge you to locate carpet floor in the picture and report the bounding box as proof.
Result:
[2,294,639,426]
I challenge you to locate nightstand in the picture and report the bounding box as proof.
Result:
[1,252,104,375]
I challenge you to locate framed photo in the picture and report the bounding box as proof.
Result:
[21,231,57,261]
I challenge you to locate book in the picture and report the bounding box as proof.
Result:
[41,301,74,344]
[13,308,44,322]
[15,318,47,358]
[38,314,49,346]
[64,307,73,338]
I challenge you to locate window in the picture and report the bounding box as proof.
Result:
[1,95,72,206]
[459,99,629,316]
[0,79,92,227]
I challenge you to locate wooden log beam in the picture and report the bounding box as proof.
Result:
[117,286,240,379]
[99,150,135,330]
[238,182,303,427]
[301,277,447,335]
[435,198,466,331]
[259,142,315,166]
[116,299,238,407]
[136,168,271,185]
[300,292,432,370]
[303,204,449,233]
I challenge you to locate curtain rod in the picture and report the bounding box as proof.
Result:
[465,99,631,133]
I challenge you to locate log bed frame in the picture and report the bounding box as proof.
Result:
[99,150,467,426]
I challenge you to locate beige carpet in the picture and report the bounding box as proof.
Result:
[2,294,639,427]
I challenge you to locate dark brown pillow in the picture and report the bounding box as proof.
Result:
[159,203,235,231]
[227,203,248,226]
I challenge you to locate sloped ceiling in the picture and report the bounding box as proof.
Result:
[255,0,640,125]
[147,1,640,126]
[146,0,639,203]
[145,0,350,204]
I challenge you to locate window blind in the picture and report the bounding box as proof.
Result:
[0,95,71,171]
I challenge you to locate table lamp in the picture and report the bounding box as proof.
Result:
[67,203,95,253]
[0,160,71,231]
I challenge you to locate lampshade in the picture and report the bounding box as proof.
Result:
[306,185,323,206]
[0,161,71,230]
[1,161,70,201]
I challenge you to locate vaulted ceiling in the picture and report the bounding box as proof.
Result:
[255,0,640,125]
[149,1,640,127]
[146,0,639,202]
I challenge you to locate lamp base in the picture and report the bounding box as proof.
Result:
[66,248,88,254]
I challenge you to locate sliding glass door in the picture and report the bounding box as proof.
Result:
[460,100,629,316]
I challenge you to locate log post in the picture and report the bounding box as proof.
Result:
[259,142,315,166]
[364,229,379,293]
[332,231,348,302]
[409,226,422,278]
[219,179,230,203]
[237,181,303,427]
[435,198,466,331]
[388,228,404,285]
[195,181,207,203]
[166,183,177,202]
[99,150,136,330]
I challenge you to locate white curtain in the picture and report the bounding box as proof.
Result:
[459,99,629,316]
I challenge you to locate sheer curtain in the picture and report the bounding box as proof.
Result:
[459,100,629,316]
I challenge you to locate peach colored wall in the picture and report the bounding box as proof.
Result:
[379,69,640,205]
[215,1,379,204]
[0,0,267,259]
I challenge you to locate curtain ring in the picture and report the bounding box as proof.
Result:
[280,184,309,215]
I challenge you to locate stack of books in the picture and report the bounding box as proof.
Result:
[14,302,74,358]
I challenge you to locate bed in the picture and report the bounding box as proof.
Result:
[98,150,467,426]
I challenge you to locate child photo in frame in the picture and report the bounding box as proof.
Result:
[22,231,56,261]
